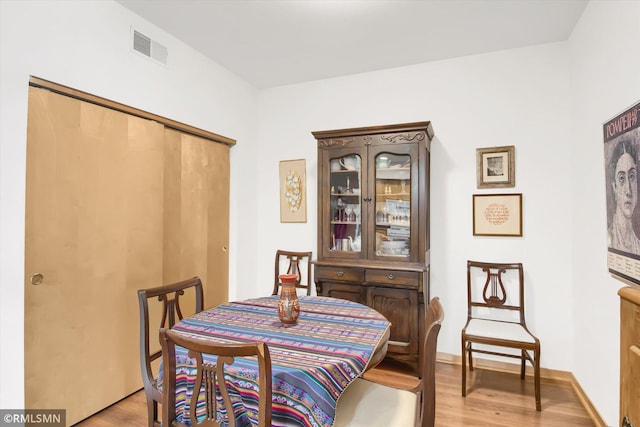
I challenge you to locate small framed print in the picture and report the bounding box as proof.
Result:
[279,159,307,223]
[476,145,515,188]
[473,193,522,237]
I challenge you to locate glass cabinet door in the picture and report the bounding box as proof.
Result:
[374,152,411,258]
[328,154,362,254]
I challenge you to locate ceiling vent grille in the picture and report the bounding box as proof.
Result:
[132,30,168,65]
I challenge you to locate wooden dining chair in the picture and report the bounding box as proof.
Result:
[272,250,313,296]
[160,328,273,427]
[137,277,204,427]
[333,297,444,427]
[461,261,541,411]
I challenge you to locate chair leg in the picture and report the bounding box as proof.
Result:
[461,336,467,397]
[145,396,157,427]
[520,350,526,380]
[534,346,541,411]
[468,343,474,371]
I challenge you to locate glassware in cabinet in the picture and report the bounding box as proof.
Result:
[329,154,362,254]
[374,152,411,258]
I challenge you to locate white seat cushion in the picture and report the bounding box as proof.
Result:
[464,318,536,343]
[333,378,417,427]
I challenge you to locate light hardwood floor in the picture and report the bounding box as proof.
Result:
[75,361,596,426]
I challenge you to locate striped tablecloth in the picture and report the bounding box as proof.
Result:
[168,295,390,427]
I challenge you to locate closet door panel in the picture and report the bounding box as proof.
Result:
[25,87,165,424]
[202,133,230,308]
[163,129,229,309]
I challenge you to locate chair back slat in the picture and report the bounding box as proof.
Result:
[483,267,507,306]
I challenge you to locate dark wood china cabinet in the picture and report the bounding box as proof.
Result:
[312,122,434,375]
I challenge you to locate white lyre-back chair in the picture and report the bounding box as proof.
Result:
[461,261,541,411]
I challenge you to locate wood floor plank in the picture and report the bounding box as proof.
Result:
[75,361,596,426]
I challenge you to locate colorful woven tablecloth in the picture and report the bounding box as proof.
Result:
[168,295,390,427]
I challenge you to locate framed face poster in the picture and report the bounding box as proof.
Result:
[476,145,515,188]
[604,101,640,285]
[279,159,307,223]
[473,193,522,237]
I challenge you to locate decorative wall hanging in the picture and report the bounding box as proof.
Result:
[473,193,522,237]
[604,101,640,285]
[279,159,307,223]
[476,145,515,188]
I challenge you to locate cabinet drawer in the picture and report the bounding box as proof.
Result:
[365,269,420,287]
[316,266,365,283]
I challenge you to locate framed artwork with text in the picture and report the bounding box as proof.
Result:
[473,193,522,237]
[604,101,640,285]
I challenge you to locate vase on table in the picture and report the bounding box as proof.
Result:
[278,274,300,325]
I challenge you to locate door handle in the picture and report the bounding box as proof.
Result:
[30,273,44,286]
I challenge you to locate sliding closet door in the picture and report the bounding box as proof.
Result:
[24,86,164,424]
[24,84,230,425]
[163,129,229,307]
[124,129,232,413]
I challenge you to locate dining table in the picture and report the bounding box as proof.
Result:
[165,295,391,427]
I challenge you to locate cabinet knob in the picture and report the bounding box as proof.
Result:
[387,274,395,280]
[336,271,344,277]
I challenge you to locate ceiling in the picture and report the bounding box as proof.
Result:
[116,0,588,89]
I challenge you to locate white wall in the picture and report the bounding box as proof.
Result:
[257,41,575,368]
[0,0,260,408]
[569,1,640,424]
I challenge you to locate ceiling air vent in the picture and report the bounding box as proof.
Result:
[132,29,168,65]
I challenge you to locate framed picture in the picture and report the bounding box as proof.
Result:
[604,100,640,285]
[473,193,522,237]
[476,145,515,188]
[279,159,307,223]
